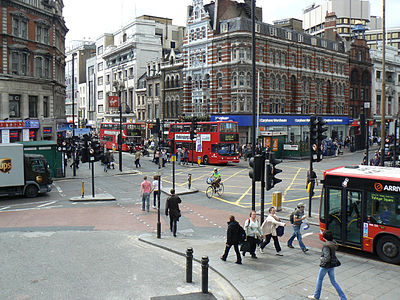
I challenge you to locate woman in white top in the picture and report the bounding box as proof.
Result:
[152,175,161,208]
[260,206,286,256]
[243,210,263,259]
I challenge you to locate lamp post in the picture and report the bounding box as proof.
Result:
[72,52,77,177]
[251,0,256,210]
[114,79,125,172]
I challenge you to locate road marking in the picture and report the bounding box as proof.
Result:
[0,206,10,211]
[303,232,314,238]
[234,185,252,206]
[37,201,57,208]
[53,183,66,197]
[283,167,302,202]
[222,168,247,183]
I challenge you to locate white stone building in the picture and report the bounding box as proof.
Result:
[370,43,400,136]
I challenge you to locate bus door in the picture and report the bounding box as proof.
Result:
[345,190,362,246]
[325,187,343,241]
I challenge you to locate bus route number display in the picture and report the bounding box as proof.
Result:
[220,134,239,142]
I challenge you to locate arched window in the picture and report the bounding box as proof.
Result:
[175,96,180,115]
[275,51,280,65]
[217,73,223,89]
[239,72,245,86]
[165,76,170,88]
[232,72,238,87]
[281,76,286,90]
[270,75,275,90]
[259,73,264,90]
[276,75,280,90]
[246,72,251,87]
[205,74,210,88]
[123,33,127,42]
[202,26,206,38]
[175,75,180,88]
[281,52,286,65]
[171,76,175,88]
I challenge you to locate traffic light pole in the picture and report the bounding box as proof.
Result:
[308,154,313,218]
[157,174,161,239]
[251,0,256,211]
[260,153,265,225]
[91,159,95,197]
[119,89,123,172]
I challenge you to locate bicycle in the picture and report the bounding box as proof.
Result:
[206,177,224,198]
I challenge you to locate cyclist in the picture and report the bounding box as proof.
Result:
[210,168,221,189]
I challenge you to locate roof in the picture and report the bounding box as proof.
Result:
[18,141,57,147]
[325,165,400,182]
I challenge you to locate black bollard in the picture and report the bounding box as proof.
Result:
[186,248,193,283]
[201,256,209,294]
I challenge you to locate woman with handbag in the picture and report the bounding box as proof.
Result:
[260,206,286,256]
[242,210,263,259]
[308,230,347,300]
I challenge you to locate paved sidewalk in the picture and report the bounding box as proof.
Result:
[140,233,400,300]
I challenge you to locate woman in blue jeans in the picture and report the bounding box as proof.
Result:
[308,230,347,300]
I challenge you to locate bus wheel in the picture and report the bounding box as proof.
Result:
[203,156,209,165]
[25,185,39,198]
[376,235,400,264]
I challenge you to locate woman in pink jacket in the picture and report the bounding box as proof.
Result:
[260,206,286,256]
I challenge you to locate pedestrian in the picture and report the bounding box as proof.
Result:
[308,230,347,300]
[220,215,244,264]
[177,147,182,165]
[362,152,367,165]
[134,150,142,168]
[242,210,263,259]
[140,176,152,212]
[152,175,161,208]
[162,149,167,167]
[165,189,182,237]
[155,148,160,165]
[109,150,115,169]
[183,148,189,165]
[102,151,109,172]
[287,202,309,253]
[260,206,286,256]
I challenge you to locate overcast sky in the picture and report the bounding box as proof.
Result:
[64,0,400,44]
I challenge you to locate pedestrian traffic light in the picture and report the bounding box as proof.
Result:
[249,154,264,182]
[266,153,282,190]
[310,115,319,162]
[317,117,328,162]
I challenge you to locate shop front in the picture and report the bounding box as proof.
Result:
[211,115,351,158]
[0,120,40,143]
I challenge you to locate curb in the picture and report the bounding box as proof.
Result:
[138,235,245,300]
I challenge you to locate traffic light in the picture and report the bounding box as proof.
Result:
[155,118,160,134]
[169,139,175,154]
[266,153,282,190]
[81,139,89,163]
[249,154,264,182]
[190,117,198,140]
[310,115,319,162]
[57,133,63,151]
[317,117,328,162]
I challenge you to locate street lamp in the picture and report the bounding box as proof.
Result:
[71,52,77,177]
[113,79,125,172]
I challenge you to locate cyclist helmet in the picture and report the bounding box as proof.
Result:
[214,168,218,172]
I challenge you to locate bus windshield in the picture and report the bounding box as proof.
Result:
[367,191,400,228]
[219,143,238,156]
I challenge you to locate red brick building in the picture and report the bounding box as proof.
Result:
[183,0,352,144]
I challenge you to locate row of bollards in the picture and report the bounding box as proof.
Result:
[186,247,209,294]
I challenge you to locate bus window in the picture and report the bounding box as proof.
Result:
[346,190,362,244]
[211,144,218,153]
[327,188,342,240]
[367,192,400,228]
[183,125,191,132]
[176,125,183,132]
[170,125,176,132]
[211,124,218,132]
[201,124,211,132]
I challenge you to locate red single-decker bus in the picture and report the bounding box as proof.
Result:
[320,165,400,264]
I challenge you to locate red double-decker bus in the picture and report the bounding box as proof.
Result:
[168,121,240,165]
[320,165,400,264]
[99,122,146,151]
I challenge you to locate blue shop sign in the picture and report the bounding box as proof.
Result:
[211,115,351,126]
[57,124,74,131]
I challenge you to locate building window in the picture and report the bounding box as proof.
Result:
[376,95,381,114]
[9,94,21,118]
[97,46,103,55]
[98,62,103,71]
[376,70,381,79]
[217,74,222,89]
[239,72,245,87]
[12,16,28,39]
[10,52,29,76]
[36,24,50,44]
[106,74,110,84]
[98,91,103,100]
[29,96,38,118]
[148,84,153,97]
[218,98,223,113]
[98,76,103,86]
[155,83,160,97]
[34,56,50,78]
[43,96,49,118]
[217,49,222,62]
[98,105,104,113]
[129,68,134,78]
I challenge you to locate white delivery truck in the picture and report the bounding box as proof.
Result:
[0,144,52,197]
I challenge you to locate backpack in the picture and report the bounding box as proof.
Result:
[238,225,246,243]
[289,209,297,224]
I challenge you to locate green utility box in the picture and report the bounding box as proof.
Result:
[18,141,63,178]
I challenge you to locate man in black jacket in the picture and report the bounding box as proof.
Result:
[220,215,244,264]
[165,189,181,237]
